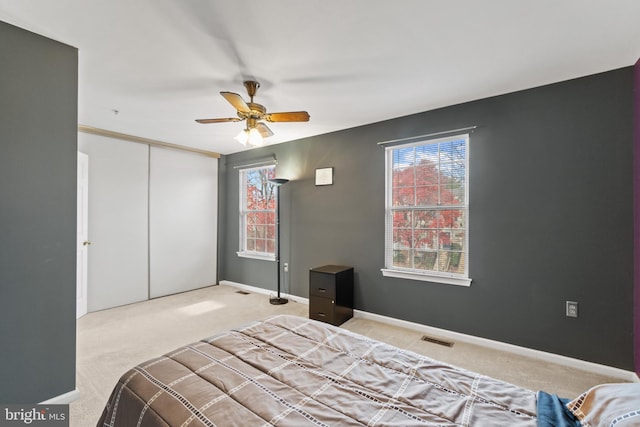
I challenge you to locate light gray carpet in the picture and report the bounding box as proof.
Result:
[73,284,623,426]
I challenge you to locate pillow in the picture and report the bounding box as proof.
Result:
[566,383,640,427]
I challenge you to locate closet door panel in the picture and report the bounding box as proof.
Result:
[79,133,149,311]
[149,147,218,298]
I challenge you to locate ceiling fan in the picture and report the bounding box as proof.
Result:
[196,80,310,146]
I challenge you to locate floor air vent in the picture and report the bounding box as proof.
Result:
[421,335,454,347]
[235,290,250,295]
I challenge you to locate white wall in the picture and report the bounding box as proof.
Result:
[78,133,218,311]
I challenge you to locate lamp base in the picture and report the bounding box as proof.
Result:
[269,297,289,305]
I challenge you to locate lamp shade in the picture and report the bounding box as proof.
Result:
[247,128,264,146]
[234,128,264,147]
[234,130,249,146]
[268,178,289,186]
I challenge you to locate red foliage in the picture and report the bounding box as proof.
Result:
[244,168,277,254]
[391,158,465,273]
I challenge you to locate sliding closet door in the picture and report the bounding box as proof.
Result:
[78,133,149,311]
[149,147,218,298]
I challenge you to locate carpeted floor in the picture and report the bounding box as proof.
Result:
[74,284,624,426]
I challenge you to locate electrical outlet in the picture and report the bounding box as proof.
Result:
[283,263,289,272]
[566,301,578,318]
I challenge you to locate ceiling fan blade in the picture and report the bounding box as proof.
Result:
[195,117,242,124]
[220,91,250,113]
[264,111,310,122]
[255,122,274,138]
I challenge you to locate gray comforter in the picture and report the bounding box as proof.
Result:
[98,314,538,426]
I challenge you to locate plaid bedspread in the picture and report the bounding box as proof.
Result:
[97,315,538,426]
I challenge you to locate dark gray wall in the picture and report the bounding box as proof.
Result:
[635,59,640,376]
[221,67,635,370]
[0,21,78,402]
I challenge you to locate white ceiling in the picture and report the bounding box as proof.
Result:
[1,1,639,155]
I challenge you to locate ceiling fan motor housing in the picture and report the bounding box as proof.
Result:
[243,102,266,117]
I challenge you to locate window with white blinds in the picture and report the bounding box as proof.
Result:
[238,165,277,260]
[382,134,471,286]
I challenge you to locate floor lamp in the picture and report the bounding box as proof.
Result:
[269,178,289,305]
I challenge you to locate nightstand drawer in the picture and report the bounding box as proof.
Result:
[309,272,336,298]
[309,297,335,323]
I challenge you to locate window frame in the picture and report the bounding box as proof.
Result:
[381,133,471,286]
[237,165,277,261]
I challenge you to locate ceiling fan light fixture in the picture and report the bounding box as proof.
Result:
[234,129,249,146]
[234,127,264,147]
[247,128,264,146]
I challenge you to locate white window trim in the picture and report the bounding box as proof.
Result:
[237,251,275,262]
[383,133,471,286]
[380,268,471,286]
[238,165,277,260]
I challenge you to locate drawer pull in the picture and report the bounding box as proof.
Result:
[317,312,326,317]
[318,288,326,292]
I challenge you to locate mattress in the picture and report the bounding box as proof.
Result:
[97,314,540,426]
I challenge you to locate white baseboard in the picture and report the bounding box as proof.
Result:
[39,388,80,405]
[220,280,309,305]
[353,310,639,383]
[220,280,639,383]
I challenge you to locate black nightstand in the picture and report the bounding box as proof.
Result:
[309,265,354,326]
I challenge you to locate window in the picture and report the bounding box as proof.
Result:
[382,134,470,286]
[238,165,277,260]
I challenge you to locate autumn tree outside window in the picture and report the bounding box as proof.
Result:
[382,134,471,286]
[238,165,277,260]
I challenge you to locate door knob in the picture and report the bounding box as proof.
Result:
[83,241,92,246]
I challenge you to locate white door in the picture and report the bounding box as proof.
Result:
[76,152,89,318]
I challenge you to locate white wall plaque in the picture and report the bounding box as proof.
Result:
[315,167,333,186]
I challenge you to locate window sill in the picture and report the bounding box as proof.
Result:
[380,269,472,287]
[237,252,275,262]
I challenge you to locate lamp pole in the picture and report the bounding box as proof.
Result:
[268,178,289,305]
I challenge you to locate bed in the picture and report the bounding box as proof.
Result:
[97,314,639,426]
